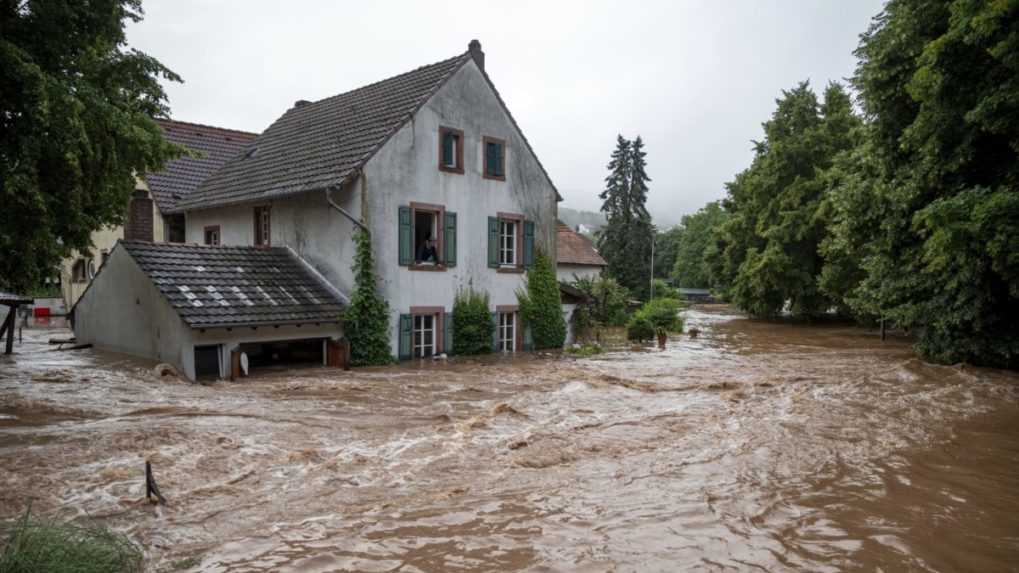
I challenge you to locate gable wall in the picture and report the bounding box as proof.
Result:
[364,59,559,353]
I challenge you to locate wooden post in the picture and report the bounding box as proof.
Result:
[145,460,167,505]
[880,318,886,341]
[3,305,14,355]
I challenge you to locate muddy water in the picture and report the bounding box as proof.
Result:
[1,307,1018,572]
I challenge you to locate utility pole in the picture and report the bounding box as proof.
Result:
[649,233,655,300]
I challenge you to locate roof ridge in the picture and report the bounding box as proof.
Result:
[302,52,470,109]
[155,118,258,139]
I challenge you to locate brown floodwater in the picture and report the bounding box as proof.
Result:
[1,306,1017,572]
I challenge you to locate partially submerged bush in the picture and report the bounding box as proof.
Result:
[452,287,493,355]
[566,343,603,357]
[571,276,629,326]
[517,251,566,350]
[628,298,683,342]
[0,512,143,573]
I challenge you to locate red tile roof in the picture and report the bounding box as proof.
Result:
[557,222,606,267]
[146,119,257,213]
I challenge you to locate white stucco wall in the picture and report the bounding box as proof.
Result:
[183,58,559,357]
[557,264,604,284]
[72,246,194,372]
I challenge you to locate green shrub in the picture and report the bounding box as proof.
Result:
[345,231,392,366]
[0,511,143,573]
[572,276,629,326]
[651,279,680,301]
[626,314,655,341]
[638,298,684,332]
[517,250,566,349]
[566,343,603,356]
[452,287,493,355]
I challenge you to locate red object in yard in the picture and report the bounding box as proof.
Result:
[33,307,50,317]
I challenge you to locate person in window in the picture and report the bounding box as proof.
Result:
[416,235,438,264]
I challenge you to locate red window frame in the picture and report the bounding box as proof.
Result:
[496,211,524,273]
[409,201,446,271]
[482,136,506,181]
[438,126,464,174]
[410,306,445,355]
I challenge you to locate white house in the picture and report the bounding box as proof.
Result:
[75,40,561,372]
[556,222,607,282]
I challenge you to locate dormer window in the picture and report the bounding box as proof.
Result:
[483,136,505,180]
[439,127,464,174]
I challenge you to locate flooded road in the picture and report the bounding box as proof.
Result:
[1,306,1018,572]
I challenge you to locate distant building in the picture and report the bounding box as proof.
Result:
[678,288,716,303]
[556,222,606,282]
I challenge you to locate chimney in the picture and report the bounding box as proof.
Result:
[468,39,484,72]
[294,99,311,108]
[124,190,154,242]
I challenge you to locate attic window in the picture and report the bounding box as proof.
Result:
[483,136,505,180]
[244,147,258,159]
[438,127,464,174]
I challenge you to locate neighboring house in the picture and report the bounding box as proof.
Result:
[73,242,345,380]
[678,288,716,303]
[170,40,560,361]
[60,120,257,308]
[556,221,606,282]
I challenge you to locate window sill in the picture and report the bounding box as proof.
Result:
[438,165,464,175]
[496,266,524,274]
[409,264,448,272]
[483,173,506,182]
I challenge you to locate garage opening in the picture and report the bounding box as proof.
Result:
[236,338,325,374]
[194,345,222,380]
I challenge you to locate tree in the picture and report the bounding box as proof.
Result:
[1,0,184,290]
[517,250,566,349]
[823,0,1019,367]
[671,201,729,288]
[713,82,860,317]
[345,231,392,366]
[653,226,682,280]
[597,135,654,299]
[571,275,629,326]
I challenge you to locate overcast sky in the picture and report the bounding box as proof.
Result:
[127,0,885,227]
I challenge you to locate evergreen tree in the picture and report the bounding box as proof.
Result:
[345,231,392,366]
[1,0,184,290]
[597,135,654,299]
[517,250,566,349]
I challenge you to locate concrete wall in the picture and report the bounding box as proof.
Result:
[183,59,559,357]
[557,264,603,284]
[73,246,193,371]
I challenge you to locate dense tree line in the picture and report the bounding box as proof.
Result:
[697,0,1018,368]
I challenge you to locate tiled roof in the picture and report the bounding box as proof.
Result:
[120,241,345,329]
[146,119,257,213]
[0,291,33,305]
[176,53,472,211]
[557,222,607,267]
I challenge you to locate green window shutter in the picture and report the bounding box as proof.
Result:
[491,312,499,351]
[444,211,457,267]
[442,133,455,167]
[486,143,496,175]
[398,314,412,360]
[495,143,504,177]
[487,216,499,268]
[523,323,534,352]
[398,206,412,266]
[444,312,454,355]
[523,220,535,268]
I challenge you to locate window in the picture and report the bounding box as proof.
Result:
[438,127,464,173]
[204,226,221,246]
[483,137,505,180]
[71,259,88,283]
[414,210,438,264]
[499,219,517,266]
[254,206,271,246]
[399,204,457,269]
[497,312,516,352]
[165,214,186,243]
[413,314,436,358]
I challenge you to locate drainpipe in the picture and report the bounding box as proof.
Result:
[325,183,369,234]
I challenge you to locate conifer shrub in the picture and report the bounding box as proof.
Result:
[452,287,493,355]
[0,511,143,573]
[517,250,566,349]
[345,231,392,366]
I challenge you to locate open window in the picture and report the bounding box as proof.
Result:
[483,136,506,180]
[438,127,464,174]
[165,214,186,243]
[398,205,457,269]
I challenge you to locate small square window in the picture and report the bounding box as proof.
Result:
[483,137,505,180]
[439,127,464,173]
[204,226,221,246]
